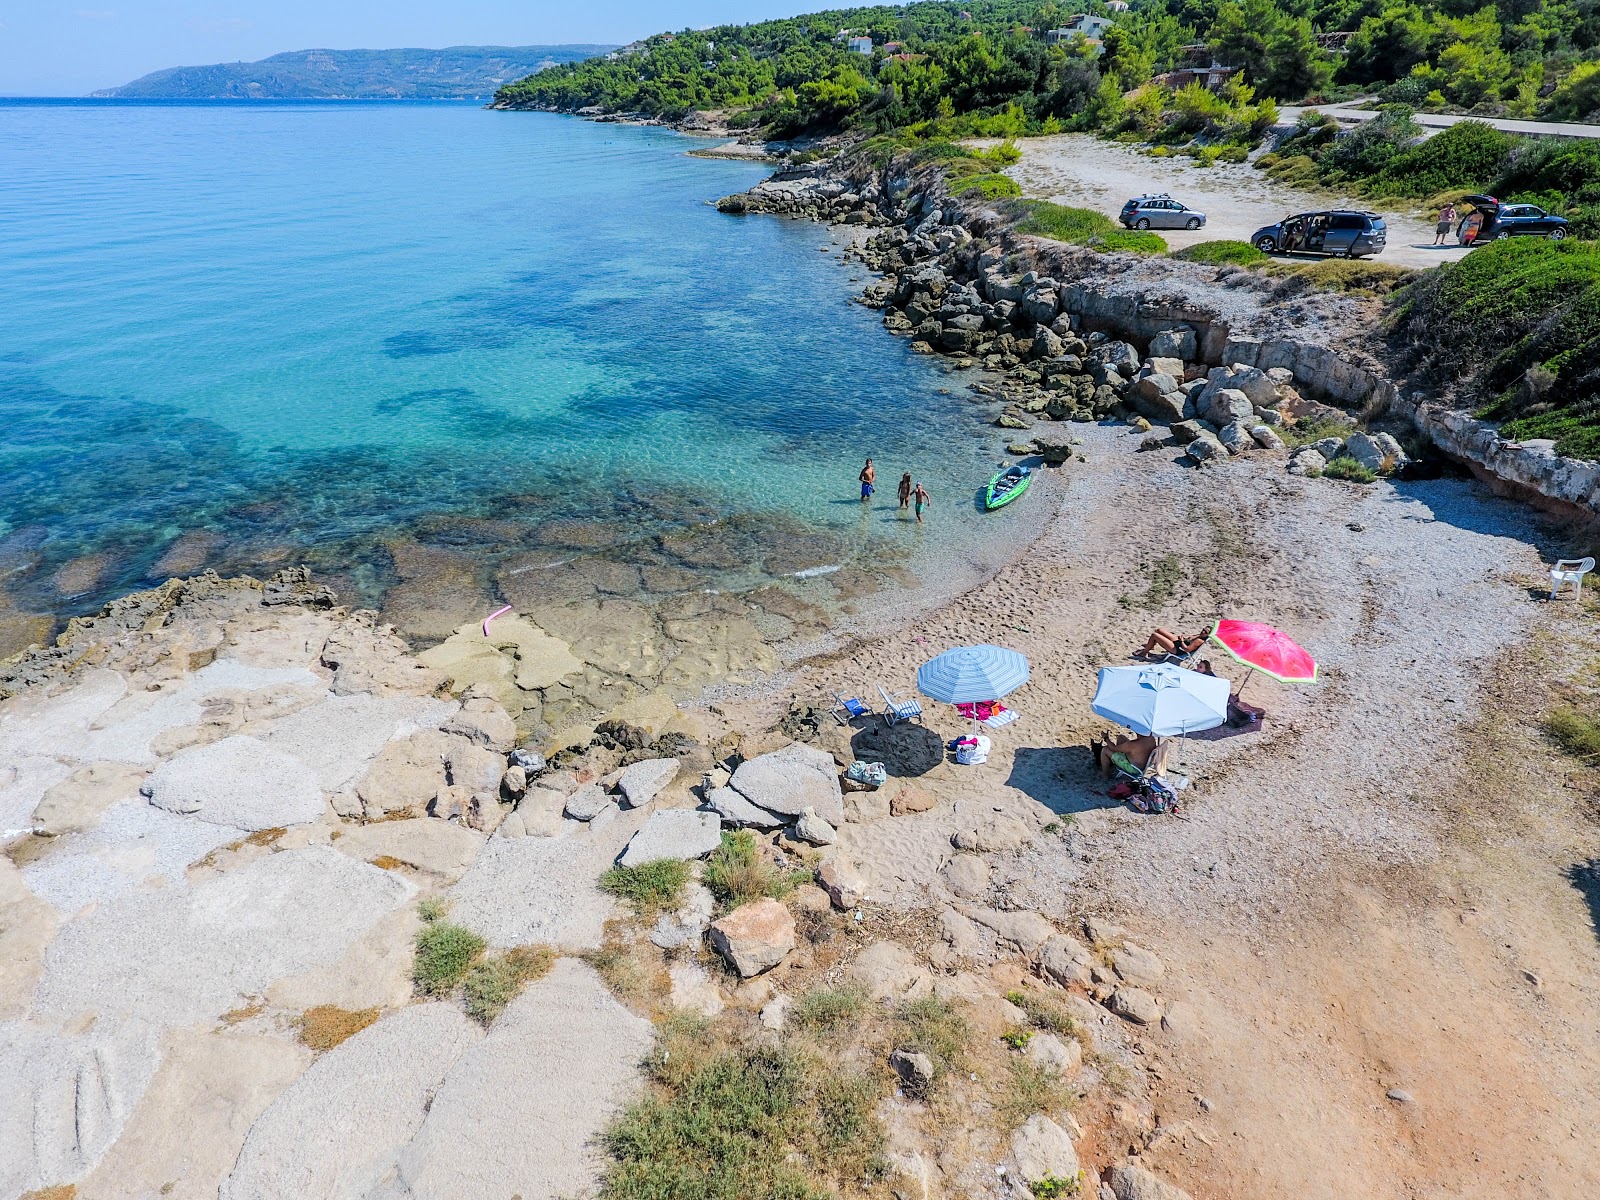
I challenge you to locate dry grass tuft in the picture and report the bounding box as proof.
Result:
[21,1186,77,1200]
[582,922,669,1013]
[244,827,287,847]
[297,1005,380,1051]
[996,1058,1077,1127]
[369,855,408,871]
[220,999,266,1026]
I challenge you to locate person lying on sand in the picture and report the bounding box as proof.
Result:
[1136,624,1214,659]
[1090,731,1167,779]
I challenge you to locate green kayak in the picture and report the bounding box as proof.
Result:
[984,465,1032,510]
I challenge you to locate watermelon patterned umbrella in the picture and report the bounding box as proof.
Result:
[1207,620,1317,695]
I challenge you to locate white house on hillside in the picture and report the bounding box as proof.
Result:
[848,35,874,55]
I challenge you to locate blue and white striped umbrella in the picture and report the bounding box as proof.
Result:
[916,644,1030,705]
[1091,663,1229,737]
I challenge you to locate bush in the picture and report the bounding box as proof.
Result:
[1006,989,1080,1037]
[1545,708,1600,760]
[894,995,968,1084]
[1321,457,1378,483]
[1015,202,1166,255]
[602,1041,885,1199]
[1368,120,1513,198]
[1271,259,1416,297]
[1173,240,1269,266]
[789,985,868,1037]
[413,921,486,996]
[1392,239,1600,458]
[948,172,1022,199]
[703,830,806,908]
[462,945,556,1025]
[599,859,692,918]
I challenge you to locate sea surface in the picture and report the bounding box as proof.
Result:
[0,99,1028,648]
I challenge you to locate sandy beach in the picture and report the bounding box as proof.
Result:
[4,125,1599,1200]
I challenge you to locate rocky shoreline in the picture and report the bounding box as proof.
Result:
[714,147,1600,525]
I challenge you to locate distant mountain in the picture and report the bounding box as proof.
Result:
[94,45,617,100]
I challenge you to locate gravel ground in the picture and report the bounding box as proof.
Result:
[1004,133,1472,271]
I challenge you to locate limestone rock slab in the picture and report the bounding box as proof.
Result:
[145,736,325,830]
[221,1003,481,1200]
[379,960,652,1200]
[447,835,614,950]
[34,847,414,1027]
[617,757,680,807]
[618,809,722,868]
[703,785,785,829]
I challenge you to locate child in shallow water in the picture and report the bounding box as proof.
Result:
[912,481,930,523]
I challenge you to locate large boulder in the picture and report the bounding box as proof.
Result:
[1250,424,1287,451]
[1029,326,1065,359]
[1347,431,1407,473]
[1095,340,1141,378]
[617,757,679,808]
[1224,364,1278,408]
[1204,387,1255,426]
[1010,1114,1081,1190]
[817,857,867,909]
[221,1004,482,1200]
[1216,421,1253,455]
[1038,933,1093,987]
[729,743,843,825]
[1288,448,1327,476]
[1110,1162,1197,1200]
[618,809,723,868]
[1185,433,1227,465]
[1148,326,1196,361]
[1020,284,1060,326]
[1132,376,1185,424]
[703,785,786,829]
[708,898,795,977]
[441,697,517,753]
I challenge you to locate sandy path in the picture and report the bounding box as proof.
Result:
[1003,133,1471,270]
[720,427,1600,1197]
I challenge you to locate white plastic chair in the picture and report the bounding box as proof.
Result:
[877,685,924,727]
[1549,557,1595,601]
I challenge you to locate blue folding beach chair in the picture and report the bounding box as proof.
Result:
[830,692,871,725]
[877,684,924,727]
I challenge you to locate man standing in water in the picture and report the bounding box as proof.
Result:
[897,471,913,511]
[859,458,875,502]
[912,480,930,523]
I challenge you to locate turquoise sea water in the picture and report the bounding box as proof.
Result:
[1,100,1023,640]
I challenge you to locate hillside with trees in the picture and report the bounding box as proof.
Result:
[493,0,1600,137]
[98,45,614,100]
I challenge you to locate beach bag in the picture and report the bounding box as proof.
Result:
[1129,777,1179,815]
[846,760,887,788]
[955,735,991,766]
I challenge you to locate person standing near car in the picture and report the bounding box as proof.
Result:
[1435,202,1457,245]
[1460,209,1484,245]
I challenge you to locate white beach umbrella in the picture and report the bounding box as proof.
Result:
[1091,663,1229,737]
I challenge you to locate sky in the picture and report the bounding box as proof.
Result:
[0,1,819,96]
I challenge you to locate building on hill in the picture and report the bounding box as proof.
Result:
[848,36,874,55]
[1047,13,1116,42]
[1161,59,1245,90]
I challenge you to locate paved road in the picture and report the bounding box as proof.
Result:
[1281,101,1600,140]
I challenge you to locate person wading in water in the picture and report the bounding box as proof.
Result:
[897,472,913,510]
[859,458,876,502]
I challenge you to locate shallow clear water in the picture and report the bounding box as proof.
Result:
[0,100,1024,640]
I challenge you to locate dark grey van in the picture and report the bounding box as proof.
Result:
[1251,210,1386,258]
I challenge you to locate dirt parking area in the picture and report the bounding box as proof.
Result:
[1004,134,1472,270]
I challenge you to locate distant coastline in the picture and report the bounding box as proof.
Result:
[93,44,616,101]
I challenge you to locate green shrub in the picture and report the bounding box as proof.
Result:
[417,896,449,924]
[976,138,1022,167]
[599,858,692,918]
[1321,457,1378,483]
[1272,259,1416,297]
[1282,414,1357,449]
[789,985,868,1037]
[948,172,1022,199]
[1393,239,1600,458]
[999,1059,1076,1128]
[1029,1172,1083,1198]
[703,830,806,908]
[894,995,968,1083]
[462,945,556,1025]
[1545,708,1600,760]
[413,921,486,996]
[910,139,975,163]
[1173,240,1269,266]
[1368,119,1513,198]
[1006,989,1080,1037]
[1015,202,1166,255]
[602,1041,885,1199]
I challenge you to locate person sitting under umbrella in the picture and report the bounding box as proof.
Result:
[1135,623,1215,660]
[1090,731,1170,779]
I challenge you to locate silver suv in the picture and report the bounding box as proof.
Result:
[1119,194,1207,231]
